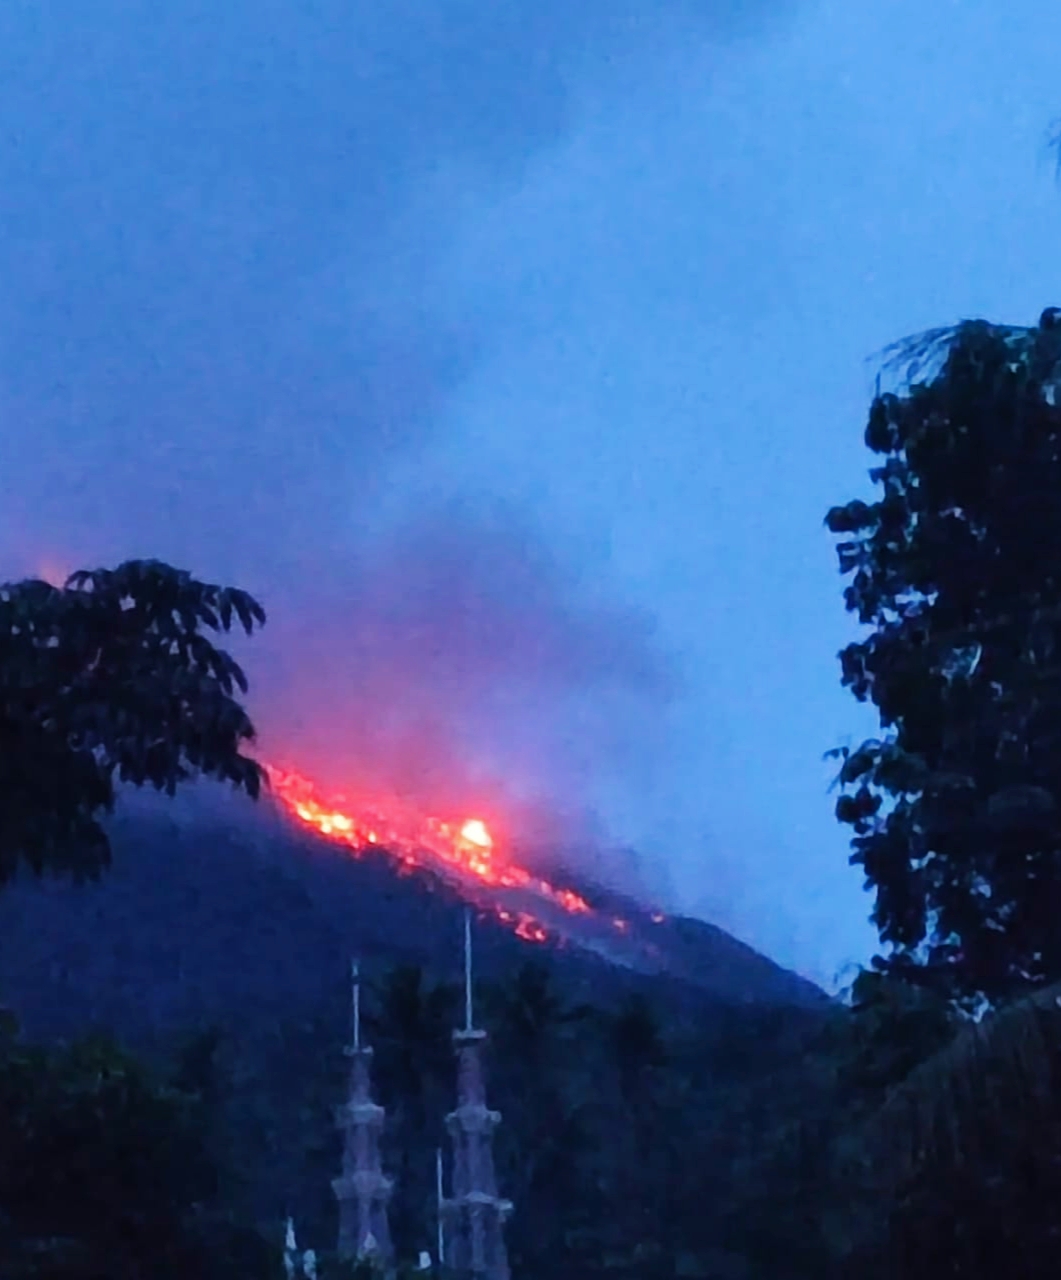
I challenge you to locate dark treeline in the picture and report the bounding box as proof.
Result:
[0,949,837,1279]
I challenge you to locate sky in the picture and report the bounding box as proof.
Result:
[2,0,1060,988]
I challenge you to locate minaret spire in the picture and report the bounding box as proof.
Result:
[464,905,474,1034]
[352,957,362,1052]
[440,910,512,1279]
[332,957,394,1273]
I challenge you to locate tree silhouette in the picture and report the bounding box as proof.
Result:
[834,980,1061,1278]
[364,965,457,1261]
[0,559,265,885]
[0,1024,278,1279]
[826,313,1061,1004]
[481,964,596,1270]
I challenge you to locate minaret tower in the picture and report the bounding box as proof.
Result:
[439,910,512,1279]
[332,959,394,1271]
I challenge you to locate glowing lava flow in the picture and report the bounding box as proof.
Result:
[264,765,606,943]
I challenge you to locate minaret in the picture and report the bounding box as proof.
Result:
[332,959,395,1271]
[439,909,512,1279]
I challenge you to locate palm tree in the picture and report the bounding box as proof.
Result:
[478,964,597,1270]
[366,965,456,1106]
[363,966,457,1262]
[836,981,1061,1277]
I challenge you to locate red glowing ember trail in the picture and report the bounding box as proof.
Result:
[263,765,629,944]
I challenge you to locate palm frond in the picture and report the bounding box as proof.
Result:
[850,981,1061,1190]
[870,319,1043,393]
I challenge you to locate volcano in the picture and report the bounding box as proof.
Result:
[0,767,830,1270]
[264,764,598,947]
[0,770,826,1051]
[263,764,824,1005]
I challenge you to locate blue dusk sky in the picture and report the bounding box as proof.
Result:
[1,0,1059,987]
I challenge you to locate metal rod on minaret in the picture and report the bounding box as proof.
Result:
[463,907,473,1034]
[436,1147,445,1265]
[352,958,361,1052]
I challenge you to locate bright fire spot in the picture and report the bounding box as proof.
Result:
[264,765,609,944]
[460,818,493,850]
[515,916,549,943]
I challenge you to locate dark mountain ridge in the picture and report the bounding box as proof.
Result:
[0,784,826,1048]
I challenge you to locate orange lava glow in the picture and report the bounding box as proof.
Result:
[34,558,70,588]
[263,764,632,943]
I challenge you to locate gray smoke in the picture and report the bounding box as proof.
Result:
[0,0,796,895]
[255,497,676,839]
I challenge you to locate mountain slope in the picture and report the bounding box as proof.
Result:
[0,786,835,1276]
[0,786,824,1045]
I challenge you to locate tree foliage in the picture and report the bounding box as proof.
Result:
[826,313,1061,1004]
[0,1019,278,1279]
[0,559,265,885]
[831,979,1061,1279]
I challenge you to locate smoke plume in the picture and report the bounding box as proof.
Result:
[255,498,676,848]
[0,0,794,899]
